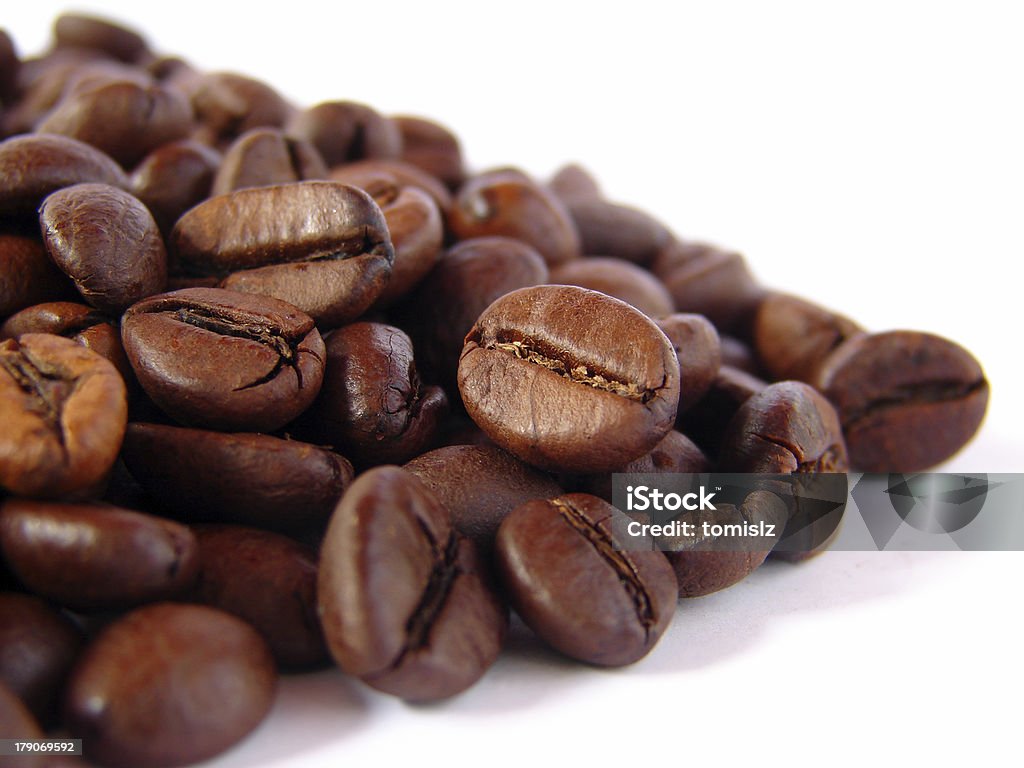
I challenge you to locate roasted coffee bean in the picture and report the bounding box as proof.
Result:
[170,182,394,327]
[495,493,677,666]
[191,525,327,669]
[655,313,722,413]
[752,292,865,382]
[121,287,325,432]
[680,365,767,459]
[548,163,603,202]
[329,157,452,213]
[719,335,762,375]
[211,127,327,195]
[130,139,221,235]
[53,13,149,63]
[449,169,582,265]
[404,444,563,551]
[298,322,446,467]
[651,238,764,333]
[39,183,167,314]
[0,333,126,498]
[122,422,353,533]
[0,29,19,106]
[0,134,129,217]
[0,499,199,612]
[565,198,672,266]
[0,682,45,768]
[0,232,76,317]
[397,236,549,392]
[549,256,674,318]
[0,591,83,723]
[318,466,507,702]
[458,285,680,473]
[64,603,276,768]
[288,100,402,167]
[186,71,293,147]
[37,79,193,168]
[393,115,465,189]
[812,331,989,472]
[662,489,787,597]
[570,429,711,503]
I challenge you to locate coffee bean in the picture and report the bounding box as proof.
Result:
[458,285,680,473]
[298,322,446,467]
[186,71,293,147]
[39,183,167,314]
[0,333,126,498]
[813,331,989,471]
[130,139,221,236]
[719,335,762,375]
[495,493,677,666]
[122,422,353,533]
[53,13,149,63]
[404,444,563,551]
[0,232,76,317]
[121,287,325,432]
[0,591,83,723]
[318,466,506,701]
[0,682,45,768]
[170,182,394,327]
[564,197,672,266]
[449,169,581,265]
[64,603,276,768]
[0,499,199,611]
[548,163,603,203]
[392,115,465,189]
[211,127,327,195]
[191,525,327,669]
[679,365,766,459]
[329,157,453,213]
[549,256,675,317]
[0,30,19,106]
[288,100,402,167]
[654,313,722,413]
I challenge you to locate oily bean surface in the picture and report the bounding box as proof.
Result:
[392,115,465,188]
[130,139,221,235]
[0,233,76,316]
[549,256,674,317]
[211,127,327,195]
[565,197,671,266]
[655,313,722,413]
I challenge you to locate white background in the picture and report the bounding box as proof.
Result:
[7,2,1023,767]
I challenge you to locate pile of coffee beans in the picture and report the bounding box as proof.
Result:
[0,13,989,768]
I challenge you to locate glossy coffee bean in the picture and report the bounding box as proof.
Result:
[319,466,507,701]
[397,236,549,392]
[496,493,677,666]
[130,139,221,235]
[170,182,394,327]
[0,333,126,498]
[186,71,293,147]
[549,256,674,317]
[655,313,722,413]
[64,603,276,768]
[121,288,325,432]
[565,198,672,266]
[679,365,767,459]
[0,592,83,723]
[458,285,680,473]
[40,183,167,314]
[719,335,762,375]
[191,525,327,669]
[288,100,401,167]
[53,12,149,63]
[0,232,75,317]
[122,422,353,533]
[449,169,582,266]
[392,115,465,188]
[404,444,563,551]
[0,499,199,612]
[299,322,447,467]
[0,134,129,218]
[813,331,989,471]
[329,157,453,213]
[211,127,327,195]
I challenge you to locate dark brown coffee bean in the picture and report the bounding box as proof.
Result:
[397,236,549,392]
[495,493,677,666]
[288,100,402,167]
[37,79,193,168]
[0,30,18,106]
[0,333,126,498]
[655,313,722,413]
[53,13,149,63]
[404,444,563,551]
[0,682,45,768]
[211,127,327,195]
[548,163,603,203]
[39,183,167,314]
[752,292,865,382]
[130,139,221,235]
[549,257,674,317]
[458,285,680,473]
[565,198,672,266]
[299,322,447,467]
[449,169,582,266]
[64,603,276,768]
[318,466,507,701]
[329,157,453,213]
[813,331,989,471]
[191,525,327,669]
[186,71,293,147]
[663,489,787,597]
[170,182,394,327]
[719,335,762,375]
[122,288,325,432]
[0,499,199,612]
[679,365,767,459]
[0,134,129,217]
[122,422,353,533]
[392,115,465,189]
[0,233,76,317]
[0,592,83,723]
